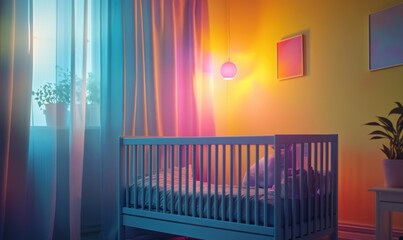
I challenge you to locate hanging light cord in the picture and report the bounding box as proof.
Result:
[227,0,231,61]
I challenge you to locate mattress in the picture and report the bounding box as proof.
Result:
[129,171,325,227]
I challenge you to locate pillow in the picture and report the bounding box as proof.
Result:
[242,156,275,188]
[241,145,299,189]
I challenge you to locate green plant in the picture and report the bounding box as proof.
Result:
[32,78,71,110]
[365,102,403,159]
[32,68,99,110]
[86,72,100,105]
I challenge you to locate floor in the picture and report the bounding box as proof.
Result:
[82,230,343,240]
[82,228,198,240]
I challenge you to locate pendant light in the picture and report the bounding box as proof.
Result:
[220,0,237,80]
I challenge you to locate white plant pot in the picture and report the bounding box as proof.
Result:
[382,159,403,188]
[44,103,68,127]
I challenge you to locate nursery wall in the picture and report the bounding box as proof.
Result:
[208,0,403,228]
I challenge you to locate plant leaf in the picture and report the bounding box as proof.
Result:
[370,136,385,140]
[389,102,403,116]
[369,130,392,139]
[397,116,403,134]
[364,121,381,126]
[370,136,387,140]
[377,116,395,133]
[381,145,391,159]
[389,107,403,115]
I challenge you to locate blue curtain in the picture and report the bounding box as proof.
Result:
[99,0,124,238]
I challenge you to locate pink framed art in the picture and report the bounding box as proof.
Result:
[276,34,304,80]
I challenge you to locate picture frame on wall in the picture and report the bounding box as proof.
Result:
[369,3,403,71]
[277,34,304,80]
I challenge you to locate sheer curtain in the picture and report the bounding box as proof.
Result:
[100,0,215,238]
[0,1,32,239]
[27,0,97,239]
[1,0,214,239]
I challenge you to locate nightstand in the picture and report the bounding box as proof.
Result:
[369,187,403,240]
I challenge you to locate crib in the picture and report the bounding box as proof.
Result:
[118,134,338,240]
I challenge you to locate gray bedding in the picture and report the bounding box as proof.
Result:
[129,172,321,226]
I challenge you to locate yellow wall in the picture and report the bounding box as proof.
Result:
[208,0,403,228]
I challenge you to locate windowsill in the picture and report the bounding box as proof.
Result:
[30,125,101,130]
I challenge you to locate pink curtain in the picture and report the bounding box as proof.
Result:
[125,0,215,138]
[122,0,216,183]
[101,1,215,238]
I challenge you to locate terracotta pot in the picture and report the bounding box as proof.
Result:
[44,103,68,127]
[382,159,403,188]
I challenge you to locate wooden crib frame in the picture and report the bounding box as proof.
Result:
[118,134,338,240]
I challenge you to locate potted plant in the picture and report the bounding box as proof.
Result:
[365,101,403,187]
[32,78,71,127]
[85,72,100,126]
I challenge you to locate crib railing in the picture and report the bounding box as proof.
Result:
[118,134,338,240]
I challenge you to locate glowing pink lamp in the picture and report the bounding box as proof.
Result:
[220,0,237,80]
[220,61,237,80]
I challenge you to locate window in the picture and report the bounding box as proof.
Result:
[31,0,99,127]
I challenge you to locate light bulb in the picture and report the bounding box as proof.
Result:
[220,61,237,80]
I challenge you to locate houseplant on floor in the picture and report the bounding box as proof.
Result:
[365,101,403,187]
[32,77,71,127]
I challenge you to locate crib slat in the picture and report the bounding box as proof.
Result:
[133,145,137,209]
[319,143,325,230]
[229,144,234,222]
[237,144,242,224]
[148,145,152,211]
[125,145,129,208]
[254,145,259,225]
[171,145,174,214]
[214,144,218,220]
[299,143,304,237]
[156,145,160,213]
[246,144,250,224]
[331,138,338,233]
[329,143,336,227]
[185,145,189,216]
[325,142,329,228]
[192,145,196,217]
[283,144,290,240]
[263,145,268,227]
[221,144,226,221]
[163,145,167,213]
[144,145,146,210]
[314,142,318,232]
[199,145,204,218]
[292,143,297,238]
[207,145,211,219]
[178,145,182,216]
[307,143,312,234]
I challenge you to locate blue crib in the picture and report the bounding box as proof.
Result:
[118,134,338,240]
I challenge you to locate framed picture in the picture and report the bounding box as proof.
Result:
[277,34,304,80]
[369,3,403,71]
